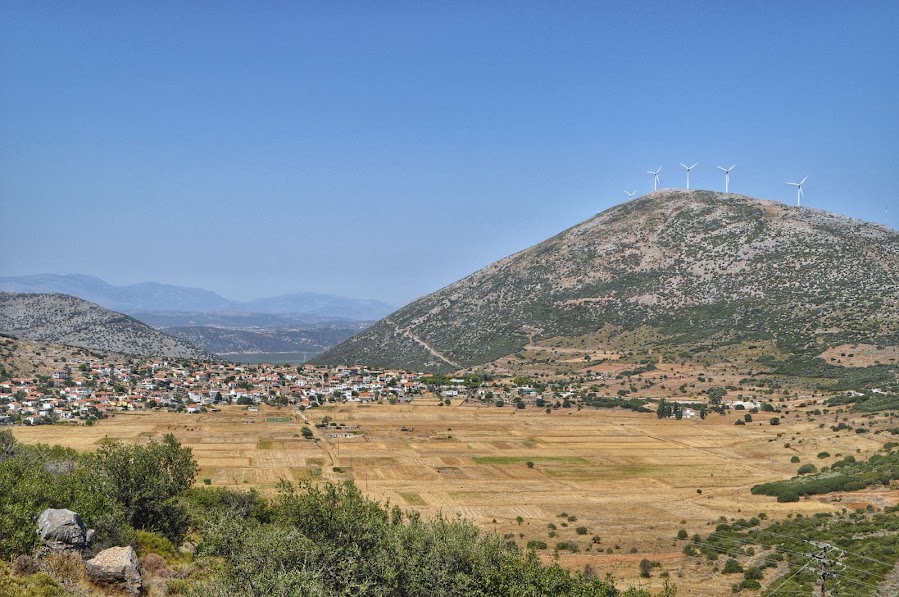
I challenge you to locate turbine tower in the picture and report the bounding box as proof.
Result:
[717,164,735,193]
[680,163,698,190]
[625,190,636,200]
[787,176,807,206]
[647,166,662,191]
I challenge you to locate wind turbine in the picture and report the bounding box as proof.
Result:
[787,176,807,206]
[717,164,735,193]
[647,166,661,191]
[625,190,636,200]
[680,163,698,190]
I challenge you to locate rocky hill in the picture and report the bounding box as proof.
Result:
[0,334,130,378]
[315,190,899,374]
[0,293,211,359]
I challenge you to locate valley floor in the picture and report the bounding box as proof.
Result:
[13,401,897,595]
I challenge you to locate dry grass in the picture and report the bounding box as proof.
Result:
[13,402,897,594]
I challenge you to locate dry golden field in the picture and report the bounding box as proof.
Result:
[13,402,897,594]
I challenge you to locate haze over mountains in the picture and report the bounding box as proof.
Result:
[315,190,899,373]
[0,274,396,321]
[0,275,395,360]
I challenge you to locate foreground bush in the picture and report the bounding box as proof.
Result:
[0,431,130,559]
[192,480,674,596]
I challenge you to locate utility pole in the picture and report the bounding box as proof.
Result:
[809,541,843,596]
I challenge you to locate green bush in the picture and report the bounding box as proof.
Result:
[93,434,197,543]
[0,431,131,559]
[722,558,744,574]
[797,464,817,475]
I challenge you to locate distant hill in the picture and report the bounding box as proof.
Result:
[164,322,371,356]
[239,293,395,320]
[0,293,211,359]
[0,274,395,321]
[314,190,899,374]
[0,274,232,313]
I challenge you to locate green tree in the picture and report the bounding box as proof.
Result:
[93,434,198,542]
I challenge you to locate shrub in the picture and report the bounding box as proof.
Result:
[770,417,780,425]
[722,558,744,574]
[797,464,817,475]
[743,566,763,581]
[639,558,652,578]
[93,434,197,543]
[555,541,579,553]
[576,526,588,535]
[677,529,688,540]
[817,451,831,459]
[790,456,800,463]
[526,540,547,550]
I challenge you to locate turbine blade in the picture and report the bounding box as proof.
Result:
[800,176,808,184]
[690,163,698,169]
[680,163,687,169]
[717,166,725,171]
[730,164,736,170]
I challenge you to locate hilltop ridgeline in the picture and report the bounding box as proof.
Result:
[315,190,899,373]
[0,292,211,360]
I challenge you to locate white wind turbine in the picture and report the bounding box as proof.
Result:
[625,190,636,200]
[680,162,698,190]
[787,176,807,206]
[647,166,662,191]
[717,164,735,193]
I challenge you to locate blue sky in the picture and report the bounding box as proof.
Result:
[2,2,897,305]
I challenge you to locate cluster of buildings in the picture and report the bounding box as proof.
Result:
[0,354,754,427]
[0,360,430,426]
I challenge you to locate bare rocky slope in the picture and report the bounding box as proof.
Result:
[0,293,211,360]
[314,190,899,373]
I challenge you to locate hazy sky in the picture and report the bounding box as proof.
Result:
[2,2,897,305]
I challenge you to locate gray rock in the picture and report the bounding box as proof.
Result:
[36,508,94,553]
[86,546,143,595]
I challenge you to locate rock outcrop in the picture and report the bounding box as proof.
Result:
[36,508,95,554]
[86,545,143,595]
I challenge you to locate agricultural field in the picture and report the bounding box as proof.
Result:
[13,400,898,594]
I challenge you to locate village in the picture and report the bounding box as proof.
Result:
[0,349,774,427]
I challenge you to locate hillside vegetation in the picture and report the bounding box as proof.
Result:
[316,191,899,376]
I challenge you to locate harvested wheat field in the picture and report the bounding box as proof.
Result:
[13,401,895,594]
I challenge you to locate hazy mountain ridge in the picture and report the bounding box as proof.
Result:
[0,274,395,321]
[315,190,899,372]
[164,322,371,355]
[0,293,211,359]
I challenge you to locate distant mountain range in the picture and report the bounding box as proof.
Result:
[315,190,899,374]
[0,293,211,360]
[0,274,396,321]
